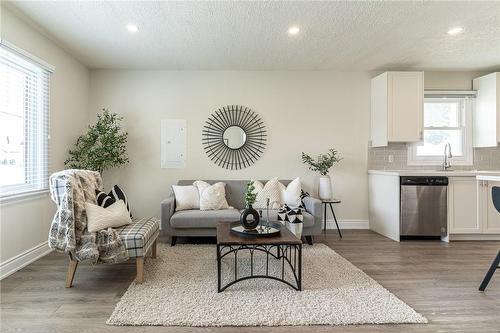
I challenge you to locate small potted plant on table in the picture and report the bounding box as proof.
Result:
[301,148,342,200]
[240,181,260,230]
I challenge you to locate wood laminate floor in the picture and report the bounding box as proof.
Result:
[1,230,499,333]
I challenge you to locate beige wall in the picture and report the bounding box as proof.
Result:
[89,70,487,224]
[0,7,89,265]
[425,71,487,90]
[89,70,373,223]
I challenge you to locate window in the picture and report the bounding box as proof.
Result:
[0,43,52,198]
[408,94,474,166]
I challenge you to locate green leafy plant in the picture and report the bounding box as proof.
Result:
[301,148,342,176]
[64,108,129,173]
[244,181,257,206]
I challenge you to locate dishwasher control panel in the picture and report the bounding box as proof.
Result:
[400,176,448,186]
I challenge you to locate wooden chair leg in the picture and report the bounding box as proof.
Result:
[151,240,157,259]
[136,257,144,283]
[65,256,78,288]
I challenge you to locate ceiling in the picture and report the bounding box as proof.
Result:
[6,1,500,71]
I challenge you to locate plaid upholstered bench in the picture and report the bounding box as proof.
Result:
[66,217,160,287]
[115,217,160,283]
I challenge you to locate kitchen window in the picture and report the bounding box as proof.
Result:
[0,43,52,198]
[408,93,474,166]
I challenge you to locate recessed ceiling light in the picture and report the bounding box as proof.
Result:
[127,24,139,33]
[447,27,463,35]
[288,26,300,36]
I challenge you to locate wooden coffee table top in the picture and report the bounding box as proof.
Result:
[216,222,302,245]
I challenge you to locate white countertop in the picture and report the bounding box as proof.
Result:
[368,169,500,177]
[476,174,500,181]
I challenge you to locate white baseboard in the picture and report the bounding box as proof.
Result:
[0,241,53,280]
[325,219,369,230]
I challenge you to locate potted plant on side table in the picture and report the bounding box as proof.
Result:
[301,148,342,200]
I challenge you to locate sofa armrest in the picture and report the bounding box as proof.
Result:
[160,195,176,232]
[303,196,323,235]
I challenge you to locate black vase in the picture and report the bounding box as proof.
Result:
[240,204,260,230]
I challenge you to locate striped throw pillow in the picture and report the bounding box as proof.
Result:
[95,185,132,217]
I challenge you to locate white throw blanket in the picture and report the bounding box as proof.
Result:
[48,169,129,264]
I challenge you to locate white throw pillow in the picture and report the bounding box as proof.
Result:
[85,200,132,233]
[253,178,284,209]
[172,185,200,211]
[283,177,302,208]
[193,180,230,210]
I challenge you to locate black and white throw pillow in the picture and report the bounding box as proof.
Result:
[277,204,304,223]
[299,190,310,209]
[95,185,131,217]
[96,189,116,208]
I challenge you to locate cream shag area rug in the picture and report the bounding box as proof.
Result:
[107,244,427,326]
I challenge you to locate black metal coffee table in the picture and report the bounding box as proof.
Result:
[216,222,302,292]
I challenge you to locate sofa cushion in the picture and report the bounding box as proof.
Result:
[172,185,200,211]
[170,209,241,229]
[193,180,230,210]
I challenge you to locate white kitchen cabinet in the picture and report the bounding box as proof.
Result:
[368,172,400,241]
[473,72,500,147]
[478,179,500,233]
[371,71,424,147]
[448,177,480,234]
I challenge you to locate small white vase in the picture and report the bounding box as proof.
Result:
[318,176,332,200]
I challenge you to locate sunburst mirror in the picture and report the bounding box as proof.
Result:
[202,105,267,170]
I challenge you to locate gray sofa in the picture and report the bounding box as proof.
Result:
[161,180,323,245]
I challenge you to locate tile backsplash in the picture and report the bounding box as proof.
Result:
[367,143,500,170]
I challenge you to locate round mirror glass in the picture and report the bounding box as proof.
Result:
[223,126,246,149]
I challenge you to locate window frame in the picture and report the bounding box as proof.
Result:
[0,41,53,199]
[407,95,474,166]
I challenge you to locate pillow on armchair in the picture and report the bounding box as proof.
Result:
[85,201,132,232]
[96,184,132,217]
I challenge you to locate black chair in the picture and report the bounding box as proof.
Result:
[479,186,500,291]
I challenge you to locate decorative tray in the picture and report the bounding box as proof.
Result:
[230,221,281,238]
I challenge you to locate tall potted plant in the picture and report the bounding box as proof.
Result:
[65,108,129,174]
[302,148,342,200]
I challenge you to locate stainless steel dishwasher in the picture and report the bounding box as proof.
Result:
[400,176,448,239]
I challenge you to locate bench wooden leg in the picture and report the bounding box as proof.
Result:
[136,257,144,283]
[65,256,78,288]
[151,240,157,259]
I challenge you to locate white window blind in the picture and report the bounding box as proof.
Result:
[0,44,51,198]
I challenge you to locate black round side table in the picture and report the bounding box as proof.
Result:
[322,200,342,238]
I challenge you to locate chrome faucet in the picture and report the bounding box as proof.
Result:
[443,142,452,171]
